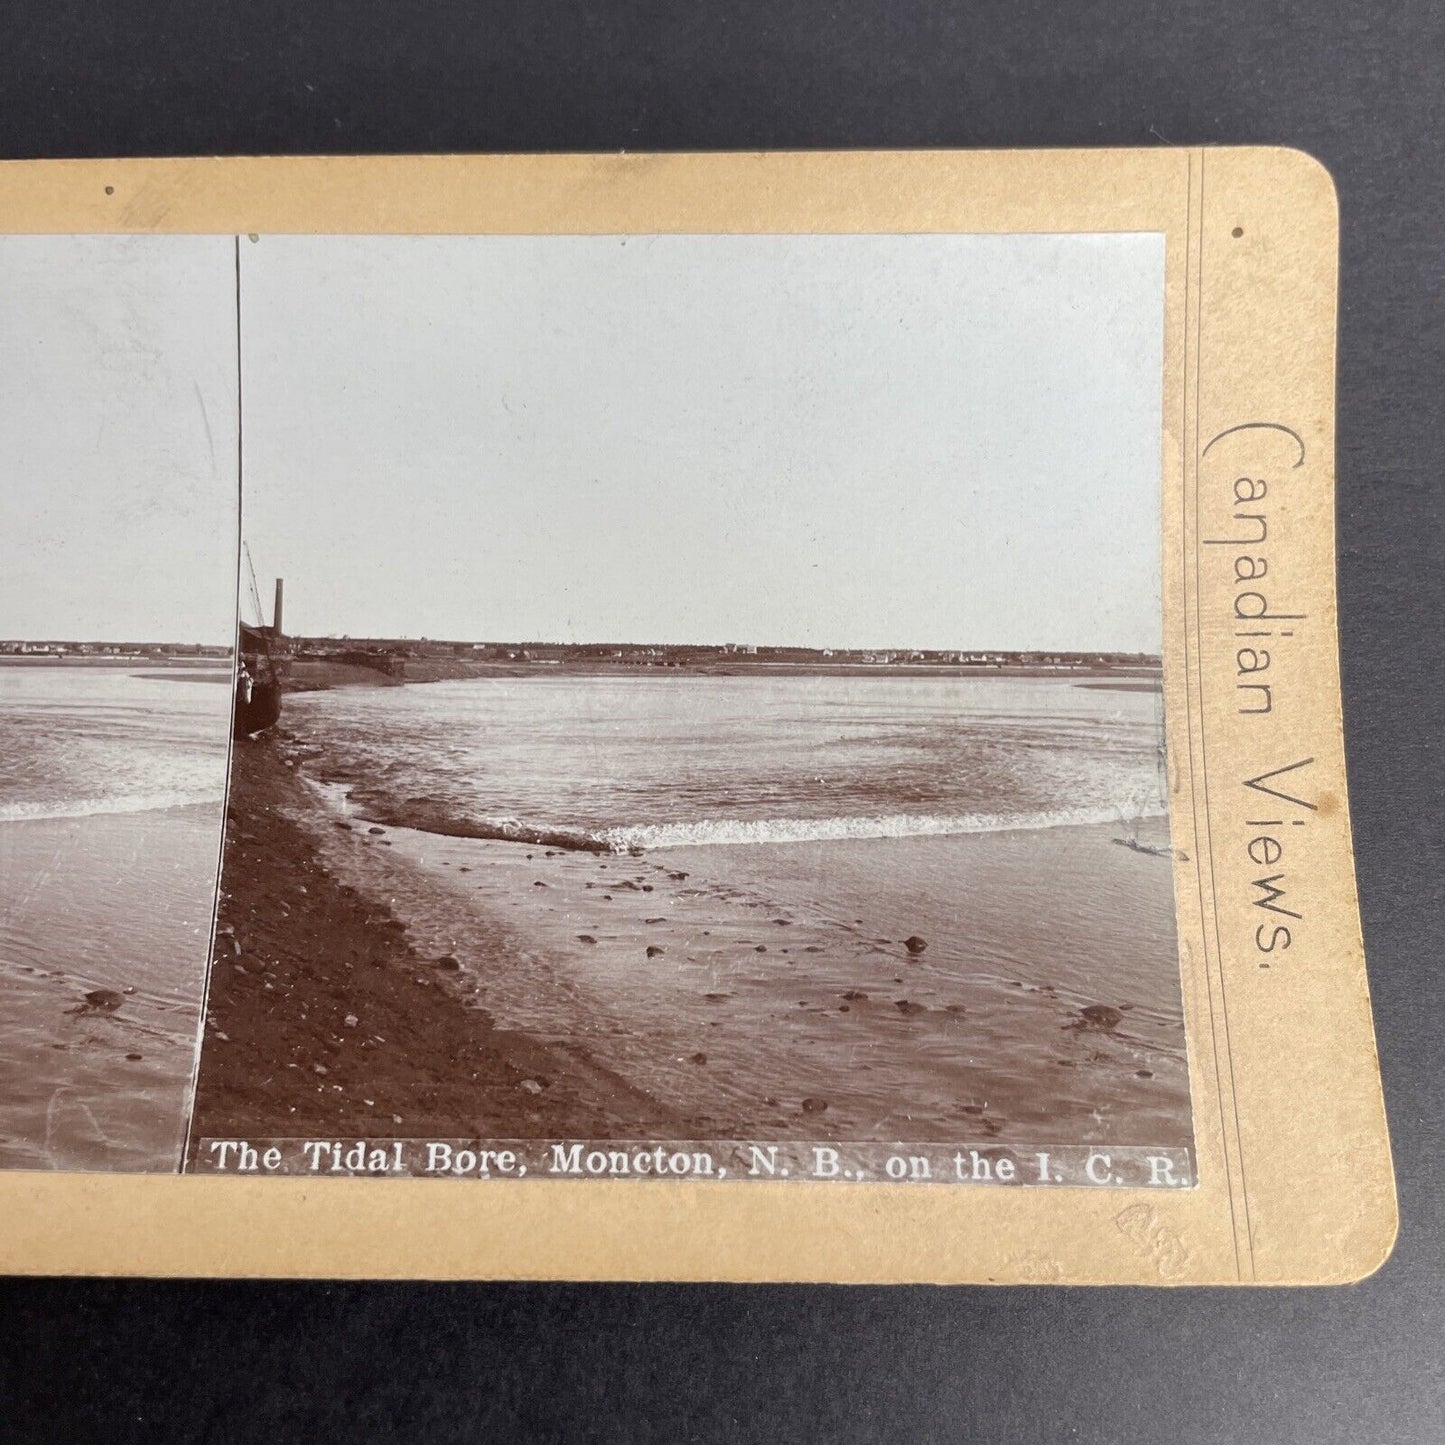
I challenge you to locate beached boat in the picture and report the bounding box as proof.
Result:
[234,623,283,738]
[234,573,286,739]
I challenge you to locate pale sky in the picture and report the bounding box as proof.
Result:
[2,232,1166,651]
[243,232,1165,651]
[0,236,238,643]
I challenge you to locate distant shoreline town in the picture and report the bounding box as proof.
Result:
[0,635,1161,673]
[2,636,1161,673]
[0,640,232,659]
[296,638,1161,668]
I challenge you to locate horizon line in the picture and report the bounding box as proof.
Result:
[2,636,1164,661]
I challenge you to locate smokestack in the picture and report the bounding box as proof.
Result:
[273,579,284,637]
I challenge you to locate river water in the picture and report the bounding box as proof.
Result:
[288,670,1194,1152]
[0,663,229,1170]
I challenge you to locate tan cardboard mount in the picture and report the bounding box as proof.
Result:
[0,149,1395,1284]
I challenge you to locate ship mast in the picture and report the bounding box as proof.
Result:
[243,543,265,629]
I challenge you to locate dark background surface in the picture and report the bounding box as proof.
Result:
[1,3,1440,1441]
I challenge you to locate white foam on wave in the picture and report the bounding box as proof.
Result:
[601,804,1166,851]
[320,778,1167,855]
[0,788,225,823]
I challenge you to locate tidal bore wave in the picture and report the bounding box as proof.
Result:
[363,803,1167,854]
[0,788,225,824]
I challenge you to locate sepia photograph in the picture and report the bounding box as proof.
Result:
[185,230,1193,1184]
[0,236,237,1171]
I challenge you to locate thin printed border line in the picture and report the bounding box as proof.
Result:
[1181,150,1255,1280]
[1193,152,1257,1279]
[1178,149,1242,1277]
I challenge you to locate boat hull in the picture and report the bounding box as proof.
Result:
[233,678,282,739]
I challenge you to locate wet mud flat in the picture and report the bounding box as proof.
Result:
[0,803,221,1171]
[273,744,1193,1151]
[188,741,679,1148]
